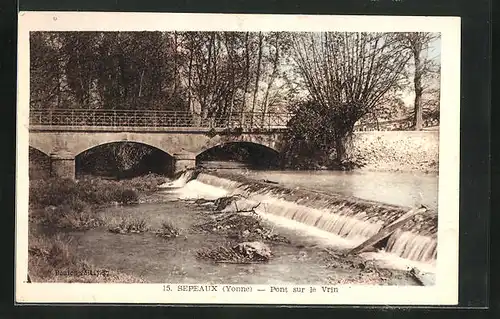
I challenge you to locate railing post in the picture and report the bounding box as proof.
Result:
[113,110,117,127]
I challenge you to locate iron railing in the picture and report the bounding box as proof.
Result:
[29,109,438,131]
[354,117,439,131]
[29,109,292,129]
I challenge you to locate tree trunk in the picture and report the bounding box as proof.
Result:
[172,31,178,96]
[251,32,263,127]
[187,42,195,122]
[138,69,145,97]
[261,33,280,125]
[241,32,251,125]
[413,49,424,131]
[224,33,236,127]
[334,134,346,163]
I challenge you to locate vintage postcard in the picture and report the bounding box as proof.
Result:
[16,12,460,305]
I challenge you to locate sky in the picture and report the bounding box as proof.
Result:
[429,36,442,63]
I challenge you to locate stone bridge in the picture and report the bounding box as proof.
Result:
[29,126,287,179]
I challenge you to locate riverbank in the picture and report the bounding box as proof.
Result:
[28,174,425,285]
[278,130,439,174]
[348,131,439,174]
[28,174,168,282]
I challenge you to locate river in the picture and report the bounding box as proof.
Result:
[216,167,438,211]
[68,162,438,285]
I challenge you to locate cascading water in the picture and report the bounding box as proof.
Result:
[159,170,228,200]
[158,170,194,188]
[164,171,438,271]
[386,229,437,262]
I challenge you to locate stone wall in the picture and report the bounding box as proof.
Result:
[348,130,439,173]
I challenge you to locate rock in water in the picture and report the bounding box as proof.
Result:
[233,241,272,261]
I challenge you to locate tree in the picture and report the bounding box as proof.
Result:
[290,32,411,162]
[250,32,263,126]
[397,32,440,130]
[175,31,296,127]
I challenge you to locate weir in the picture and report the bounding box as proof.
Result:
[168,171,438,264]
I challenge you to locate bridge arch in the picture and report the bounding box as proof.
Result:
[195,134,281,156]
[196,141,281,169]
[29,139,53,157]
[29,145,50,157]
[74,140,175,158]
[75,141,174,178]
[29,146,51,180]
[72,138,177,158]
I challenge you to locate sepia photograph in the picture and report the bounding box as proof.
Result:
[16,12,460,305]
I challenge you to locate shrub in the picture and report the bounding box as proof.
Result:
[39,201,102,230]
[28,234,77,275]
[117,188,139,205]
[107,216,149,234]
[47,236,74,267]
[122,174,167,193]
[76,178,121,205]
[31,176,144,207]
[61,208,102,230]
[154,222,180,240]
[29,175,162,231]
[29,178,79,208]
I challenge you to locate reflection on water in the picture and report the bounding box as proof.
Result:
[208,166,438,211]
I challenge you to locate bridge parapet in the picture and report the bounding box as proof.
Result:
[30,109,292,131]
[29,125,288,134]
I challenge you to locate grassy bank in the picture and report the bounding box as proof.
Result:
[28,232,145,283]
[28,174,168,283]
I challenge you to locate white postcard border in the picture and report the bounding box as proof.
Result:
[16,11,461,305]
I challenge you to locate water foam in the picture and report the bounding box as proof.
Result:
[386,229,437,262]
[159,172,228,200]
[167,171,438,273]
[158,171,193,189]
[249,196,384,242]
[174,180,229,200]
[257,211,364,249]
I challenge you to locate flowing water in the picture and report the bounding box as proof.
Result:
[167,170,438,265]
[200,162,438,211]
[69,202,381,285]
[68,162,438,285]
[237,170,438,211]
